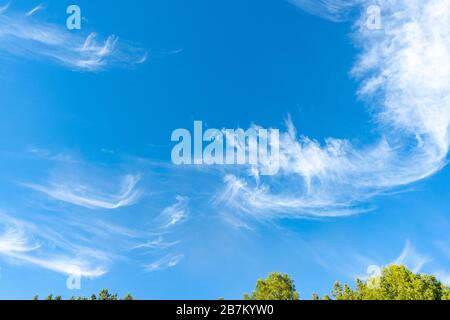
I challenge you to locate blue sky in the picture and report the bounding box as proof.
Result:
[0,0,449,299]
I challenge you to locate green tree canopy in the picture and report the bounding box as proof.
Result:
[244,265,450,301]
[330,265,450,300]
[244,272,300,300]
[36,289,133,301]
[97,288,118,301]
[34,265,450,301]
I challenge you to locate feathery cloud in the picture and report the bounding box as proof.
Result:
[133,236,180,250]
[0,3,146,71]
[288,0,363,22]
[0,212,108,277]
[24,174,141,210]
[25,4,45,17]
[393,240,429,273]
[157,196,189,228]
[0,227,39,253]
[218,0,450,218]
[145,253,184,272]
[0,2,9,15]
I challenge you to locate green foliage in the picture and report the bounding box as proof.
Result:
[243,265,450,301]
[443,287,450,300]
[31,265,450,301]
[244,272,300,300]
[98,289,118,300]
[35,289,133,301]
[123,293,134,301]
[328,265,450,300]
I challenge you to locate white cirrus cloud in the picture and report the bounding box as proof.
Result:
[132,197,189,269]
[0,2,9,15]
[393,240,429,273]
[288,0,363,22]
[157,196,189,228]
[218,0,450,219]
[144,253,184,272]
[0,212,108,278]
[0,3,146,71]
[0,227,40,253]
[133,236,180,251]
[25,3,45,17]
[23,174,142,210]
[4,252,108,278]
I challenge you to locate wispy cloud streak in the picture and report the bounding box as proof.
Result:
[144,253,184,272]
[219,0,450,218]
[24,174,141,210]
[393,240,429,273]
[132,197,189,271]
[157,196,189,228]
[25,4,45,17]
[133,236,180,250]
[0,212,108,277]
[0,4,146,71]
[0,2,9,15]
[288,0,363,22]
